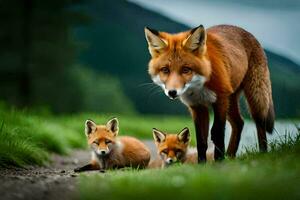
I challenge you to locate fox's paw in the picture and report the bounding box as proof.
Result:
[99,169,106,173]
[74,167,82,173]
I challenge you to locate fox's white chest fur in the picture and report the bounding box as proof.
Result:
[180,74,217,106]
[180,85,217,107]
[91,140,124,169]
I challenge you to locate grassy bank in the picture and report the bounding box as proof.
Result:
[0,105,85,167]
[79,133,300,200]
[0,104,192,167]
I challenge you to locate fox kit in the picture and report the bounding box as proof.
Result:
[145,25,275,161]
[74,118,151,172]
[149,127,197,168]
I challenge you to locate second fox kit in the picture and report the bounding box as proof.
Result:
[150,127,197,168]
[150,127,214,168]
[74,118,151,172]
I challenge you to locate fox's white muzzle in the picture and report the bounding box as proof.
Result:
[96,148,110,156]
[152,74,207,100]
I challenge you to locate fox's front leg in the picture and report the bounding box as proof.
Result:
[74,162,100,172]
[98,157,107,173]
[211,97,229,161]
[190,105,209,163]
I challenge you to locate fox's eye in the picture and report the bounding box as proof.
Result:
[182,66,192,74]
[160,67,170,74]
[93,141,99,145]
[175,149,183,154]
[105,139,111,144]
[175,149,183,158]
[162,149,168,154]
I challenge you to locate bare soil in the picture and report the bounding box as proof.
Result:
[0,140,158,200]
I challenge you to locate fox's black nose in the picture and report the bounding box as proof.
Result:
[166,158,174,165]
[100,150,106,155]
[168,90,177,99]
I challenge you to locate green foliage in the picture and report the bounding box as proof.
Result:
[0,0,88,109]
[0,125,48,167]
[70,65,136,114]
[0,104,86,167]
[0,0,137,114]
[79,131,300,200]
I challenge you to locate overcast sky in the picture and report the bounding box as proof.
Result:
[129,0,300,64]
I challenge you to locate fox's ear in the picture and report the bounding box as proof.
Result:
[177,127,190,144]
[152,128,166,143]
[85,119,97,136]
[106,117,119,136]
[144,27,167,57]
[183,25,206,54]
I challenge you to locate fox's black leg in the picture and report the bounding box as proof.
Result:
[190,105,209,162]
[74,163,99,172]
[211,98,229,161]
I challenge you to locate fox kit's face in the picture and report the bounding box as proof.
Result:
[145,25,211,100]
[85,118,119,157]
[153,127,190,166]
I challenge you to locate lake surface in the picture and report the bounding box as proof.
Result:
[221,121,300,154]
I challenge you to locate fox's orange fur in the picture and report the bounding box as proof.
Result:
[149,128,214,168]
[145,25,275,161]
[74,118,150,172]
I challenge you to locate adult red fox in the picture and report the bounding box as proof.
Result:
[144,24,275,161]
[149,127,214,168]
[74,118,150,172]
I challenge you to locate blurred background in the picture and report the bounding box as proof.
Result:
[1,0,300,118]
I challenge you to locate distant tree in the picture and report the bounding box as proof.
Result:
[0,0,91,112]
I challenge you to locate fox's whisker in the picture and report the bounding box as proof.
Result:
[137,82,156,88]
[148,85,160,93]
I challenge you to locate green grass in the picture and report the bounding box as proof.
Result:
[0,104,86,167]
[79,133,300,200]
[0,103,192,167]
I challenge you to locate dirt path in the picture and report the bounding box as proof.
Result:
[0,140,158,200]
[0,150,85,200]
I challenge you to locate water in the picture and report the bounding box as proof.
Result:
[223,121,299,154]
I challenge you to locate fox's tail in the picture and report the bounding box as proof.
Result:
[266,98,275,133]
[243,48,275,134]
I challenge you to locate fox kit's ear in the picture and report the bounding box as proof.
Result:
[177,127,190,144]
[106,117,119,136]
[85,119,97,136]
[144,27,167,57]
[183,25,206,54]
[152,128,166,143]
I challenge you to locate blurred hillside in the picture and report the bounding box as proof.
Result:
[0,0,299,117]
